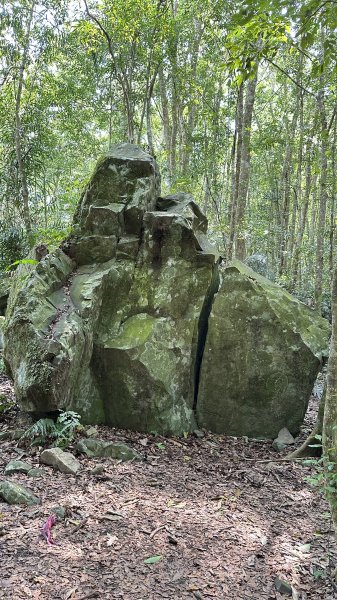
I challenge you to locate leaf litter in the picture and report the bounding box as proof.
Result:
[0,375,337,599]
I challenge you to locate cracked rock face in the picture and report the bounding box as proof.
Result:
[4,143,219,435]
[3,144,330,438]
[196,260,330,438]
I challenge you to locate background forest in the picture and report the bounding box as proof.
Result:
[0,0,336,314]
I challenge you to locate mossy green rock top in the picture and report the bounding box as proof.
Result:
[196,260,330,438]
[3,143,219,435]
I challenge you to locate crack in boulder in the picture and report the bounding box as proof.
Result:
[2,144,331,437]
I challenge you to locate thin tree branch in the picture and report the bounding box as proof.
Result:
[263,56,316,98]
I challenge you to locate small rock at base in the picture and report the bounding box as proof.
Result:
[5,460,32,475]
[275,576,293,596]
[193,429,205,439]
[76,438,142,461]
[0,481,39,505]
[85,426,99,437]
[273,427,295,452]
[40,447,81,475]
[91,464,105,475]
[272,440,288,452]
[51,505,66,520]
[277,427,295,444]
[27,468,46,478]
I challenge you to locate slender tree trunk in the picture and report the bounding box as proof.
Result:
[314,82,328,310]
[235,68,258,261]
[323,265,337,534]
[291,138,312,291]
[14,1,35,234]
[278,91,300,276]
[329,116,336,278]
[146,97,154,155]
[108,67,113,148]
[181,20,203,173]
[288,92,304,274]
[227,83,244,261]
[158,63,172,180]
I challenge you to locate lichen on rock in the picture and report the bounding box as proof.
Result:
[196,260,330,438]
[2,145,330,438]
[4,143,219,435]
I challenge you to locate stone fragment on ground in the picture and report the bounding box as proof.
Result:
[272,427,295,452]
[193,429,205,439]
[274,576,293,596]
[0,481,39,505]
[40,447,81,474]
[27,468,46,477]
[51,505,66,520]
[85,426,98,437]
[4,459,32,475]
[76,438,142,461]
[91,463,105,475]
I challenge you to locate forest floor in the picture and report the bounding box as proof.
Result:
[0,373,337,600]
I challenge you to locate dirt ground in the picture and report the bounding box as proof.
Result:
[0,373,337,600]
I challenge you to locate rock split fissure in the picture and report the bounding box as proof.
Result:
[3,143,331,438]
[193,262,221,413]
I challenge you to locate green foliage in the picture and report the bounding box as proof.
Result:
[0,227,29,272]
[0,393,11,413]
[5,259,38,273]
[144,555,162,564]
[20,411,81,448]
[305,437,337,506]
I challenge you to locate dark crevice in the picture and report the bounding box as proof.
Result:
[193,262,221,413]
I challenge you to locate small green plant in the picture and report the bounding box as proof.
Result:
[4,258,38,272]
[305,450,337,504]
[20,410,81,448]
[0,393,12,413]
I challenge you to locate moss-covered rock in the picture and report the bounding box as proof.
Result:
[0,481,39,505]
[4,144,219,436]
[76,438,142,461]
[196,260,330,438]
[3,145,329,439]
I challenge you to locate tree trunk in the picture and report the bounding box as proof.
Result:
[278,90,300,276]
[323,265,337,533]
[235,69,258,261]
[291,137,312,291]
[227,83,244,261]
[314,82,328,310]
[288,384,325,459]
[14,1,35,234]
[181,20,203,173]
[158,63,172,181]
[329,116,336,278]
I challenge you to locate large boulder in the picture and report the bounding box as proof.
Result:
[2,144,329,438]
[196,260,330,438]
[4,143,219,435]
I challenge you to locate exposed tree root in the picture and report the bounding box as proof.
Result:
[287,384,325,459]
